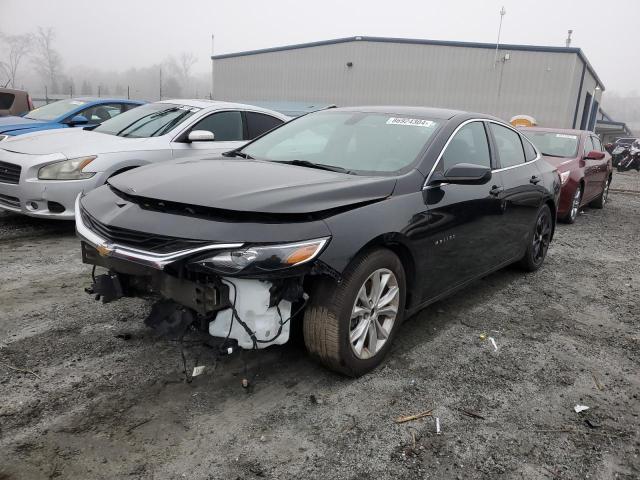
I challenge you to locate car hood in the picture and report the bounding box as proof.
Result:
[108,158,397,215]
[0,128,148,156]
[542,155,576,170]
[0,115,49,133]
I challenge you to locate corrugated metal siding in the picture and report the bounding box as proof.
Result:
[213,40,584,127]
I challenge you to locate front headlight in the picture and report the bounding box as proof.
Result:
[189,237,330,275]
[38,156,97,180]
[560,171,570,185]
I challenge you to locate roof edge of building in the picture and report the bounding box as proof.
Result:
[211,35,605,91]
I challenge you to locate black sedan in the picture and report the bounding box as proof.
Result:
[76,106,560,376]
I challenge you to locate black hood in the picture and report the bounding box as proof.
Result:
[108,158,397,215]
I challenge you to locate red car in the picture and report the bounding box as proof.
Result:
[521,127,612,223]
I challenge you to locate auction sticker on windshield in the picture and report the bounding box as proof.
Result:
[386,117,436,127]
[556,134,578,139]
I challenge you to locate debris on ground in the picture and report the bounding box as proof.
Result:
[394,410,433,424]
[435,417,441,434]
[584,419,600,429]
[591,371,604,391]
[574,405,589,413]
[488,336,498,351]
[0,361,41,379]
[191,366,205,377]
[458,408,486,420]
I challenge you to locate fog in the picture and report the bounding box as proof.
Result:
[1,0,639,122]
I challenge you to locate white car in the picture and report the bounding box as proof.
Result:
[0,100,289,219]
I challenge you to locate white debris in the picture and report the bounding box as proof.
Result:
[489,337,498,351]
[574,405,589,413]
[435,417,441,435]
[192,366,205,377]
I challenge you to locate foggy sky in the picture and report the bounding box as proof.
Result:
[1,0,638,95]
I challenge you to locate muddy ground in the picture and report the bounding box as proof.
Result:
[0,172,638,480]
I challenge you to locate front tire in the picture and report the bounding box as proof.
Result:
[519,204,552,272]
[590,177,610,209]
[560,185,582,224]
[303,249,406,377]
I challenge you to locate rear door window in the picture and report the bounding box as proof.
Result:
[591,136,603,151]
[0,92,15,110]
[490,123,525,168]
[441,121,491,172]
[189,111,243,141]
[245,112,284,139]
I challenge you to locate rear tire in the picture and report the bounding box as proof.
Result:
[560,185,582,224]
[303,249,406,377]
[590,177,610,209]
[519,204,552,272]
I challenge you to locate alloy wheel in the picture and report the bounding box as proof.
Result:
[603,179,610,206]
[349,268,400,360]
[570,187,581,221]
[532,210,552,264]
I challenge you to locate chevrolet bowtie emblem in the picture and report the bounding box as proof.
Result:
[96,243,113,257]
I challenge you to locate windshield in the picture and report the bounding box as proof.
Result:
[241,111,440,174]
[24,99,87,121]
[526,132,579,158]
[93,103,199,138]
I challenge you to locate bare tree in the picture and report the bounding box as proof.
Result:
[165,52,197,95]
[178,52,198,82]
[0,32,33,88]
[31,27,62,93]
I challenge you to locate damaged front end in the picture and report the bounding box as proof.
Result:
[76,195,330,349]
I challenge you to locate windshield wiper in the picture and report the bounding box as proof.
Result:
[274,159,352,174]
[540,152,567,158]
[222,150,253,159]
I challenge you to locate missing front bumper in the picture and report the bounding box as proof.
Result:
[83,242,298,349]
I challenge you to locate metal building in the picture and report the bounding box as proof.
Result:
[212,36,605,129]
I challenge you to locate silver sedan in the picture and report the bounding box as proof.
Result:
[0,99,289,219]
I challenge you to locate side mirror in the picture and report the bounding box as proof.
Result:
[68,114,89,126]
[188,130,215,142]
[430,163,492,186]
[584,150,605,160]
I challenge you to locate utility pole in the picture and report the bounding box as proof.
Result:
[211,34,215,99]
[565,30,573,48]
[494,6,506,68]
[98,85,101,98]
[127,85,130,99]
[159,67,163,100]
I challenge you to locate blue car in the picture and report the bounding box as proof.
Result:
[0,97,145,141]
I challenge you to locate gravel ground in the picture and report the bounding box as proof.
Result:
[0,172,638,480]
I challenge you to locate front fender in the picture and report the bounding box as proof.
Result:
[84,152,156,175]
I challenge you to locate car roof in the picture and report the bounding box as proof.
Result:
[330,105,468,120]
[0,87,29,95]
[520,126,589,136]
[72,97,144,104]
[156,99,290,118]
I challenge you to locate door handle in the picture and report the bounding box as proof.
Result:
[530,175,541,185]
[489,185,503,196]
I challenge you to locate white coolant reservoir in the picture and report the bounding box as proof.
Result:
[209,278,292,349]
